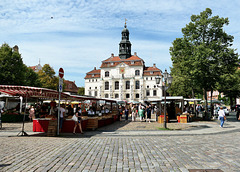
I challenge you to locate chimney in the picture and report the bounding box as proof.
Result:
[111,53,114,57]
[13,45,19,53]
[94,67,96,70]
[153,63,156,68]
[134,52,137,56]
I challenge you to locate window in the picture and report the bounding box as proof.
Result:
[146,77,148,80]
[136,93,139,98]
[105,94,109,98]
[89,91,91,96]
[105,82,109,90]
[131,61,134,64]
[89,87,91,89]
[147,85,149,88]
[153,90,157,96]
[115,94,119,98]
[96,79,97,82]
[111,62,114,65]
[95,91,97,97]
[92,79,94,82]
[135,80,140,89]
[115,81,119,90]
[95,87,97,89]
[126,81,130,89]
[146,90,150,96]
[105,71,109,77]
[126,94,130,98]
[135,70,140,76]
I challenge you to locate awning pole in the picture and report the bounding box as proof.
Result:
[17,96,28,136]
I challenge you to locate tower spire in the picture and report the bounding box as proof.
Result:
[119,20,132,59]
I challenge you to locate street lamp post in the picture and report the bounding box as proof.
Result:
[156,69,173,129]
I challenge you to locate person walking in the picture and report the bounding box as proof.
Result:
[218,106,226,128]
[29,106,35,121]
[125,106,129,121]
[131,105,137,122]
[146,106,152,123]
[73,109,83,134]
[139,106,144,122]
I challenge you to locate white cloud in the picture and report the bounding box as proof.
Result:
[0,0,240,86]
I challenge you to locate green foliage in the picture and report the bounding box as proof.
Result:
[78,87,85,95]
[169,8,239,99]
[38,64,58,90]
[24,66,42,87]
[0,43,26,85]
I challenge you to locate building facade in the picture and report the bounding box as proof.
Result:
[84,24,163,103]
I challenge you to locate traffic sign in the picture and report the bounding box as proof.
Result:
[59,68,64,78]
[59,78,63,92]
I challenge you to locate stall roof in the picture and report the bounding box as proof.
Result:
[149,96,184,102]
[0,85,116,102]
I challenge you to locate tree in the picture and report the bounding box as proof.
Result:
[0,43,26,85]
[170,8,239,103]
[38,64,58,90]
[78,87,85,95]
[24,66,42,87]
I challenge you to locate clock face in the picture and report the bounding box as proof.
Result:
[119,67,125,74]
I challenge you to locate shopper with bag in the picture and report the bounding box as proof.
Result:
[218,106,226,128]
[73,108,83,134]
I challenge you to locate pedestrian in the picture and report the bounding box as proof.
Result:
[139,106,144,121]
[125,106,129,121]
[218,106,226,128]
[58,104,65,132]
[146,106,152,123]
[29,106,35,121]
[131,105,137,122]
[73,109,83,134]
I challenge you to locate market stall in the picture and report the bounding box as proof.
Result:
[0,85,119,135]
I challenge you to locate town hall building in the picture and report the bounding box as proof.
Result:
[84,24,163,103]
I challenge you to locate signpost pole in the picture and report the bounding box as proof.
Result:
[57,68,64,136]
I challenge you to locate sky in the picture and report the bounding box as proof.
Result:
[1,0,240,87]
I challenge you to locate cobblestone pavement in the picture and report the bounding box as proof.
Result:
[1,113,240,172]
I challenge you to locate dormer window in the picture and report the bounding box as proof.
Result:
[92,74,94,77]
[105,71,109,77]
[131,61,134,64]
[111,62,114,65]
[150,71,153,74]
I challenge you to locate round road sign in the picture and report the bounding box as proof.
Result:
[59,68,64,78]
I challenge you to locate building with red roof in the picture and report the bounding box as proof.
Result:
[85,23,163,103]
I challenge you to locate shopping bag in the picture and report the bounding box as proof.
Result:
[72,115,78,121]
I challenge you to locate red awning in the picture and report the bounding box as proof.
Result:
[0,85,70,99]
[0,85,117,102]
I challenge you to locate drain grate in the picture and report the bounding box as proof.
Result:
[188,169,223,172]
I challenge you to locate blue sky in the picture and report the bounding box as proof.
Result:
[1,0,240,87]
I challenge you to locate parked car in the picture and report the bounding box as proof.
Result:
[214,106,229,116]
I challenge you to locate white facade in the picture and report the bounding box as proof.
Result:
[84,25,163,103]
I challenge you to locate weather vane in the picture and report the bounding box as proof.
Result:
[125,18,127,27]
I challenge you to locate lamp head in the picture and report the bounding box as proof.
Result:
[155,75,161,84]
[163,69,168,79]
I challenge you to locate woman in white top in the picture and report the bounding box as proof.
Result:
[218,107,226,128]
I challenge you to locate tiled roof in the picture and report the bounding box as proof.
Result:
[143,66,162,76]
[100,55,144,68]
[64,80,78,93]
[84,69,101,79]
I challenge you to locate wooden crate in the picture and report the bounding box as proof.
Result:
[47,120,57,136]
[87,118,98,130]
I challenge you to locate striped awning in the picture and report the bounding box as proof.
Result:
[0,85,70,99]
[0,85,117,102]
